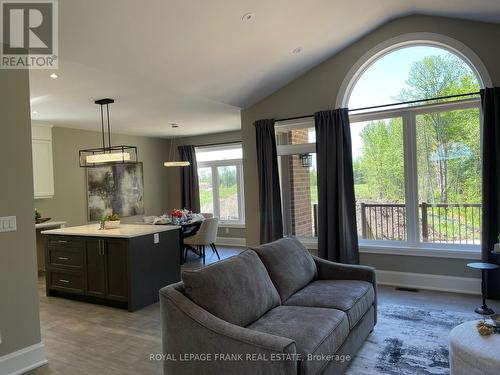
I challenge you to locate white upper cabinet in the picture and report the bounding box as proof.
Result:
[32,125,54,199]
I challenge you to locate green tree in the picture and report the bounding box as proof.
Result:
[354,53,480,206]
[398,54,480,204]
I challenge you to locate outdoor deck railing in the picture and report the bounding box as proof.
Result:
[359,202,481,244]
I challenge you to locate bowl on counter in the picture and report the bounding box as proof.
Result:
[35,217,51,224]
[104,220,121,229]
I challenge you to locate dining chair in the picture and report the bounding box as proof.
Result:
[183,217,220,264]
[201,212,214,218]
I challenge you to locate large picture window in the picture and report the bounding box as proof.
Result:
[277,44,483,250]
[195,144,245,225]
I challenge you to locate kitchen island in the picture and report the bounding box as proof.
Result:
[41,224,181,311]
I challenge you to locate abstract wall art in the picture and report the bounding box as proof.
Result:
[87,163,145,221]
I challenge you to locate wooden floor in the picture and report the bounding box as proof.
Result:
[29,247,500,375]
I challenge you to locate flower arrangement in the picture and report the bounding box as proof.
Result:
[170,209,193,224]
[171,209,184,219]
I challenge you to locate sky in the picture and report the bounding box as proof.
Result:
[348,46,476,159]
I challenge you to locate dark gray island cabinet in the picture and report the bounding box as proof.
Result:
[41,224,181,311]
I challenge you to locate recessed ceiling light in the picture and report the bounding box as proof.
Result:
[32,111,38,114]
[292,47,303,54]
[241,12,255,21]
[49,72,59,79]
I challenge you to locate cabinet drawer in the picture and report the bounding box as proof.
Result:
[48,248,83,269]
[47,237,83,250]
[49,271,84,293]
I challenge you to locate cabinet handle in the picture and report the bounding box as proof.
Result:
[99,240,105,256]
[57,240,68,244]
[59,279,70,283]
[58,257,69,261]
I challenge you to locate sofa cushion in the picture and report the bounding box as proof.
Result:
[247,306,349,375]
[182,250,281,327]
[284,280,375,329]
[251,237,317,302]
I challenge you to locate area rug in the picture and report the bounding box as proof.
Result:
[346,303,477,375]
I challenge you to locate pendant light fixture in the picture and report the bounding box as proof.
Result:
[164,124,190,167]
[79,98,138,167]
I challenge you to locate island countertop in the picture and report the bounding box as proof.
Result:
[41,223,180,239]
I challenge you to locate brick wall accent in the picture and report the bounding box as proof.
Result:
[288,130,313,237]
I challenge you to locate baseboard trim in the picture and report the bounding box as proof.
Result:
[0,342,47,375]
[215,237,246,247]
[376,270,481,295]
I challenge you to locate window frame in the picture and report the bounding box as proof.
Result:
[276,97,481,253]
[196,144,245,226]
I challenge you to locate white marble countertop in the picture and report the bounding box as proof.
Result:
[35,220,67,229]
[41,224,180,238]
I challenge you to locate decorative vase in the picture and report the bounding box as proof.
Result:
[104,220,121,229]
[494,243,500,254]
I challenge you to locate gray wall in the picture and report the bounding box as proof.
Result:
[0,69,42,356]
[241,15,500,277]
[35,127,171,226]
[165,130,245,239]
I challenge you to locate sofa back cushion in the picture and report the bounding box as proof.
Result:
[182,250,281,326]
[251,237,317,302]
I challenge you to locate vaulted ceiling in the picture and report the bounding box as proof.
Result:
[29,0,500,137]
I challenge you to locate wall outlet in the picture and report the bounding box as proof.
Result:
[0,216,16,233]
[154,233,159,244]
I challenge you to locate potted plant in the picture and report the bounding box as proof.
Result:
[101,213,121,229]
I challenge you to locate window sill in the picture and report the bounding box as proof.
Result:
[219,223,246,229]
[296,238,481,260]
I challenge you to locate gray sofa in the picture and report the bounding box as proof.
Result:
[160,237,376,375]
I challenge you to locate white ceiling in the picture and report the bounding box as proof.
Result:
[29,0,500,137]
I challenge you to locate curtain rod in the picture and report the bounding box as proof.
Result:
[274,91,481,123]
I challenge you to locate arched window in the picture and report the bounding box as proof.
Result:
[274,38,488,251]
[347,44,484,248]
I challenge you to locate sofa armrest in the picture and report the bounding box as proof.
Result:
[160,286,297,375]
[312,256,378,325]
[312,256,376,284]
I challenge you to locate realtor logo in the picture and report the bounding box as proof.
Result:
[1,0,58,69]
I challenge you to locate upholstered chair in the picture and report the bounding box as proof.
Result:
[184,217,220,263]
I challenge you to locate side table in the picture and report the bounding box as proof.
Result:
[467,262,498,315]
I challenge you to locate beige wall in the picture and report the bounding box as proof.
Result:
[35,127,170,226]
[164,130,245,239]
[241,15,500,276]
[0,69,42,356]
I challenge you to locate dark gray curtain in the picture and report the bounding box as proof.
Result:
[255,119,283,243]
[481,87,500,299]
[178,145,200,213]
[315,109,359,264]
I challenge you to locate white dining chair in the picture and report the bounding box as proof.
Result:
[183,217,220,264]
[201,212,214,218]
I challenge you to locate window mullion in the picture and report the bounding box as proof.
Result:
[403,111,420,244]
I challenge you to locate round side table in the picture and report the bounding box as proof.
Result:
[467,262,498,315]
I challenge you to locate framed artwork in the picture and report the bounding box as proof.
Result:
[87,163,144,221]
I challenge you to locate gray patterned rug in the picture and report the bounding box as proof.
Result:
[347,303,477,375]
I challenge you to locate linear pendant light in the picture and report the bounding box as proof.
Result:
[79,98,138,168]
[164,124,190,167]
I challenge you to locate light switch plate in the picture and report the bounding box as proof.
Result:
[0,216,16,233]
[154,233,159,244]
